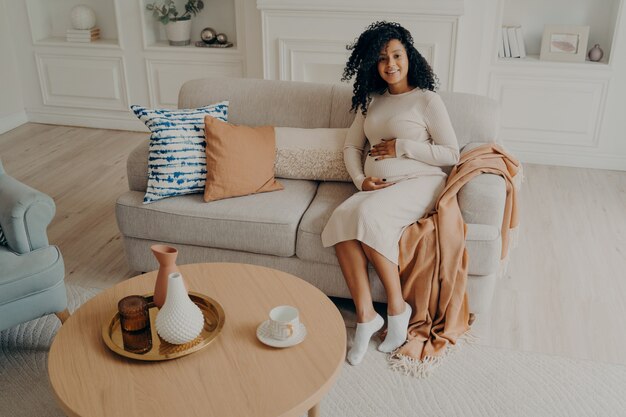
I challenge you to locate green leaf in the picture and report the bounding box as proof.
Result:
[146,3,154,11]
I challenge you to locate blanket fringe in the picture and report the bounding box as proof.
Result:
[388,352,449,378]
[388,331,475,378]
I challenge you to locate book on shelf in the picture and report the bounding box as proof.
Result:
[498,28,505,58]
[515,26,526,58]
[66,39,100,43]
[499,25,526,59]
[66,34,101,42]
[507,26,520,58]
[66,27,100,35]
[498,32,504,58]
[501,27,511,57]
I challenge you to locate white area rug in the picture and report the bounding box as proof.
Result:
[1,287,625,417]
[0,285,101,417]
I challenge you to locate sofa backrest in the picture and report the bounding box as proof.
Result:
[178,78,501,148]
[127,78,502,193]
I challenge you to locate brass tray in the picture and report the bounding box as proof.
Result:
[102,292,225,361]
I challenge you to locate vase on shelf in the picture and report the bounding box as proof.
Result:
[155,272,204,345]
[151,244,179,308]
[165,18,192,46]
[587,44,604,62]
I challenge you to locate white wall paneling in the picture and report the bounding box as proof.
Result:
[257,0,464,16]
[489,74,608,148]
[5,0,626,169]
[8,0,249,132]
[278,39,348,84]
[0,0,25,134]
[278,38,436,85]
[146,58,244,108]
[35,54,130,111]
[259,1,461,91]
[478,0,626,170]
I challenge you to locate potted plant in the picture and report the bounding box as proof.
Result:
[146,0,204,46]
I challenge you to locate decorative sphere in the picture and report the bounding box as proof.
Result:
[216,33,228,45]
[200,27,217,44]
[70,5,96,30]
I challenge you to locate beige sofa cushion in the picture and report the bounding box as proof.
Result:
[296,182,504,276]
[116,179,318,257]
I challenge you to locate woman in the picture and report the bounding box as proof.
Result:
[321,21,460,365]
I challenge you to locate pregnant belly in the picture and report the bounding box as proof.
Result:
[363,155,443,181]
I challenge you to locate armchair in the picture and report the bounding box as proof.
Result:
[0,158,68,331]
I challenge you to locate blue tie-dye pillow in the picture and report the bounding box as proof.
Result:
[131,102,229,203]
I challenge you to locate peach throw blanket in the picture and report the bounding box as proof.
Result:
[390,144,520,377]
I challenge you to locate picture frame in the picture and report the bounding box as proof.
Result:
[540,25,590,62]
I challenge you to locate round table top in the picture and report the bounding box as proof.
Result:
[48,263,347,417]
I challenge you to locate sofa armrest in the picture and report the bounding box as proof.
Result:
[0,174,55,254]
[457,142,507,227]
[458,174,506,227]
[127,140,149,192]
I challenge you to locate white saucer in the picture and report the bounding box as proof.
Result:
[256,320,307,348]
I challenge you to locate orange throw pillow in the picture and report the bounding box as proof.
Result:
[203,116,284,202]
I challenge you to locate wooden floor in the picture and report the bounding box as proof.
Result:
[1,123,625,366]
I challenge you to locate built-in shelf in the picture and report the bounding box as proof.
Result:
[496,0,622,66]
[35,37,121,49]
[495,54,612,70]
[144,41,239,54]
[139,0,238,51]
[26,0,121,48]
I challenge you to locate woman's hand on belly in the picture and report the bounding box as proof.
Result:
[361,176,394,191]
[369,138,396,160]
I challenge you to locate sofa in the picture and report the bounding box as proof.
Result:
[0,158,68,331]
[116,77,510,314]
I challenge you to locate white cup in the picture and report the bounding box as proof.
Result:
[268,305,300,340]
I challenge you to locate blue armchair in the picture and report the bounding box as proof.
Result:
[0,158,68,331]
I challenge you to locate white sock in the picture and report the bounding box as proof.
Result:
[378,302,412,353]
[347,314,384,366]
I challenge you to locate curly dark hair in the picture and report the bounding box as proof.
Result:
[342,21,438,115]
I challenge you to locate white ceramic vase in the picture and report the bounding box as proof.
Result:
[155,272,204,344]
[165,19,192,46]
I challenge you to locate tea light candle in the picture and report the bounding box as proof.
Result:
[118,295,149,331]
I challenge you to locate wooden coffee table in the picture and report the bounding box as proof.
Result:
[48,263,346,417]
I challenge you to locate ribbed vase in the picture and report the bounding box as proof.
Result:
[155,272,204,345]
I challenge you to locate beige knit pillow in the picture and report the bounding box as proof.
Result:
[274,127,351,182]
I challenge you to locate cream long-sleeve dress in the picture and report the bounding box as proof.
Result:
[320,88,460,264]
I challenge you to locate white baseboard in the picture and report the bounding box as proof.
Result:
[0,111,28,134]
[26,108,148,132]
[509,145,626,171]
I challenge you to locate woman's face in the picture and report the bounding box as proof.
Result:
[377,39,410,93]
